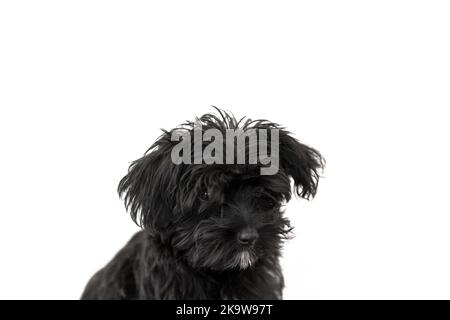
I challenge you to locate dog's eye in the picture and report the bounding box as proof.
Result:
[199,191,209,201]
[259,196,280,210]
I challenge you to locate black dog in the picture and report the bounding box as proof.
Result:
[81,109,324,300]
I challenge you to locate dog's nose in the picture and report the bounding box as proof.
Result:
[238,228,258,246]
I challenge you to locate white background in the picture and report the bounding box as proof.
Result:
[1,1,449,299]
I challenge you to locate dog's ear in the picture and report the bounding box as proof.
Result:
[118,132,181,232]
[278,130,325,200]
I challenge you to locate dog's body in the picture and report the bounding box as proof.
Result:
[81,230,284,299]
[81,109,323,300]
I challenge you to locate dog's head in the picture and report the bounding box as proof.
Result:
[118,109,324,271]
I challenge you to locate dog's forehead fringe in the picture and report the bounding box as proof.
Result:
[182,167,290,196]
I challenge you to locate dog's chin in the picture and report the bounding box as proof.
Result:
[223,248,259,271]
[189,247,259,272]
[235,249,259,270]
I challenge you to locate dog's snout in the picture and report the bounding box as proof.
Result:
[237,228,258,246]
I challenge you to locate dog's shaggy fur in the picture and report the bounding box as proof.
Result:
[81,109,324,300]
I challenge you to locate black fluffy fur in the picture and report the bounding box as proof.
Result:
[81,108,324,300]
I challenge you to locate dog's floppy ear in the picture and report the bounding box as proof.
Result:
[118,133,181,232]
[278,130,325,200]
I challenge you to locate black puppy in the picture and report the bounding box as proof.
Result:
[81,109,324,299]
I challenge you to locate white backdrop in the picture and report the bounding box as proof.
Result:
[1,1,449,299]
